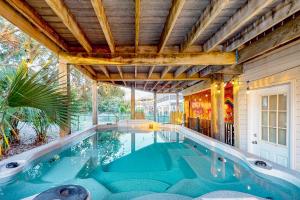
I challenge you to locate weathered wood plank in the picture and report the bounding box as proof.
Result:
[158,0,185,53]
[59,51,236,66]
[204,0,276,52]
[6,0,69,51]
[98,66,110,78]
[91,0,115,53]
[174,65,190,77]
[238,15,300,63]
[45,0,92,53]
[0,0,61,54]
[187,65,207,77]
[135,0,140,52]
[161,66,172,78]
[226,0,300,51]
[96,72,209,81]
[180,0,230,52]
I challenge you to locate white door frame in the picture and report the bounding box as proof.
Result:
[247,81,296,169]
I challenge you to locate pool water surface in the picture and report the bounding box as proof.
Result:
[0,130,300,199]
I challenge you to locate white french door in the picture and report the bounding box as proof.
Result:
[247,84,290,167]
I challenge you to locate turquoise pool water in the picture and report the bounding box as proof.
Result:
[0,130,300,199]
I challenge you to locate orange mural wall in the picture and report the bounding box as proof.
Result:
[184,83,234,123]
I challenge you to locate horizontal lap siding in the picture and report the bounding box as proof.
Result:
[237,41,300,170]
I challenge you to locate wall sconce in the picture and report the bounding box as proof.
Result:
[246,80,250,94]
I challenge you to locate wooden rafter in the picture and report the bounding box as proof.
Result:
[158,81,171,92]
[158,0,185,53]
[45,0,92,53]
[238,14,300,64]
[135,0,140,53]
[91,0,115,53]
[187,65,207,77]
[174,66,190,77]
[76,65,95,79]
[83,65,97,77]
[116,66,126,86]
[204,0,275,52]
[96,72,209,81]
[180,0,230,52]
[226,0,300,51]
[167,81,183,92]
[98,66,110,78]
[151,81,160,92]
[6,0,69,51]
[161,66,172,78]
[0,0,61,54]
[59,51,236,66]
[199,66,223,77]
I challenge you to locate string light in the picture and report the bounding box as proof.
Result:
[246,80,250,94]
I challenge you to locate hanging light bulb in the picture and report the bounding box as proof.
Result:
[246,81,250,94]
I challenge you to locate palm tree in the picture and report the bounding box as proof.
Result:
[0,65,74,154]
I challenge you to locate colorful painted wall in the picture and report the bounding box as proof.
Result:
[184,83,234,123]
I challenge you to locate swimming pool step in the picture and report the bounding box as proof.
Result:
[65,178,110,200]
[182,156,237,183]
[105,191,154,200]
[106,179,170,193]
[95,168,184,185]
[132,193,192,200]
[103,144,169,172]
[167,149,199,167]
[166,179,212,197]
[42,156,90,183]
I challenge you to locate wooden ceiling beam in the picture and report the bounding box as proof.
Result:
[45,0,92,53]
[83,65,97,76]
[76,65,96,80]
[158,0,185,53]
[97,72,209,81]
[6,0,69,51]
[135,0,140,53]
[148,66,155,78]
[98,66,110,78]
[161,66,172,78]
[174,65,190,77]
[187,65,207,77]
[158,81,172,93]
[238,14,300,64]
[0,0,61,54]
[91,0,115,53]
[226,0,300,51]
[204,0,276,52]
[180,0,230,52]
[151,81,160,92]
[59,51,236,66]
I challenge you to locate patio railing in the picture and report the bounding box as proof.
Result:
[225,122,234,146]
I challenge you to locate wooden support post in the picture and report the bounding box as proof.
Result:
[131,86,135,119]
[210,74,225,142]
[92,81,98,125]
[176,92,179,112]
[58,61,71,136]
[154,92,157,121]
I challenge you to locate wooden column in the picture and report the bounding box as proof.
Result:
[58,61,71,136]
[176,92,180,111]
[92,81,98,125]
[153,92,157,121]
[131,86,135,119]
[210,74,225,142]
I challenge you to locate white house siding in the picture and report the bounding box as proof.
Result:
[237,41,300,170]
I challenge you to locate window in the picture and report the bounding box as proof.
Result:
[261,94,287,145]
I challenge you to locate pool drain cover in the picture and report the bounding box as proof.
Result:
[33,185,89,200]
[6,162,19,169]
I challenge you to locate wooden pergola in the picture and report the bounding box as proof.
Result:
[1,0,299,93]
